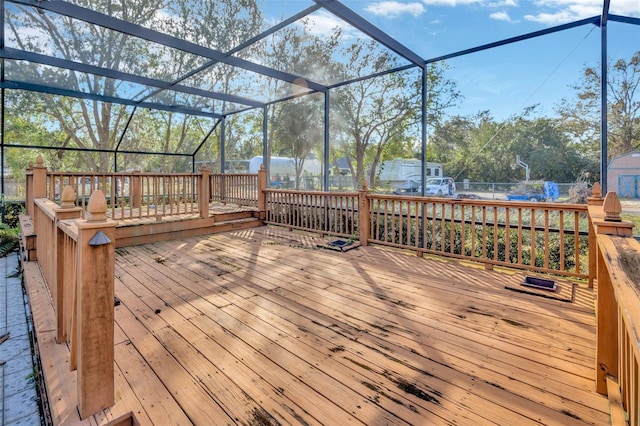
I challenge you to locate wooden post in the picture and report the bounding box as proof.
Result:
[587,182,604,289]
[55,186,83,344]
[75,190,117,418]
[257,164,267,220]
[26,155,47,220]
[594,192,633,237]
[592,191,633,395]
[199,165,210,219]
[131,171,141,209]
[32,155,47,200]
[25,162,34,217]
[358,183,370,247]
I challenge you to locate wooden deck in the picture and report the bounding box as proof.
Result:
[26,226,610,425]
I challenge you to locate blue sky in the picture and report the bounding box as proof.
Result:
[295,0,640,120]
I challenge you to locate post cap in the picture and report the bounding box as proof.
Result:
[60,185,76,209]
[603,191,622,222]
[85,190,108,222]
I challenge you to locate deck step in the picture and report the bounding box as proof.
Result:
[116,216,263,247]
[212,210,258,222]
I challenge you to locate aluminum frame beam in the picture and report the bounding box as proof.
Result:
[1,80,220,118]
[2,48,262,111]
[426,16,600,64]
[600,0,610,194]
[609,14,640,26]
[314,0,425,69]
[1,48,264,115]
[8,0,328,94]
[4,142,192,157]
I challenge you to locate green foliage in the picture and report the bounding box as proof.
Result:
[430,108,598,183]
[3,202,25,229]
[332,49,459,188]
[4,0,265,173]
[369,213,589,275]
[0,223,20,258]
[557,50,640,163]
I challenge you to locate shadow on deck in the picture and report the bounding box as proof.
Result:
[23,225,609,425]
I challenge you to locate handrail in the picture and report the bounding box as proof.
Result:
[264,188,590,278]
[31,188,117,419]
[366,194,590,278]
[264,189,358,238]
[45,171,261,220]
[47,171,201,220]
[589,191,640,425]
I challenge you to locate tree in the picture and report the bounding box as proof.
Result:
[431,107,597,183]
[273,95,324,188]
[256,19,342,181]
[4,0,264,172]
[557,50,640,162]
[332,45,459,188]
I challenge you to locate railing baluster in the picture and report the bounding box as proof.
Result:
[574,212,581,275]
[530,208,536,267]
[493,206,498,261]
[481,206,487,259]
[544,209,550,269]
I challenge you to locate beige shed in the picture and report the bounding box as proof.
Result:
[608,151,640,198]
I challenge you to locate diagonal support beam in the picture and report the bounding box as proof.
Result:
[8,0,328,93]
[609,14,640,25]
[314,0,425,69]
[426,16,600,64]
[1,48,263,111]
[1,80,221,118]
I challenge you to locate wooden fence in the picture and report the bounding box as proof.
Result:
[29,187,117,418]
[47,171,201,220]
[365,194,590,279]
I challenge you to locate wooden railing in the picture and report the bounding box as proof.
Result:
[264,188,591,279]
[29,176,117,418]
[589,189,640,425]
[210,173,259,206]
[44,170,261,221]
[365,194,590,279]
[47,171,200,220]
[264,189,359,238]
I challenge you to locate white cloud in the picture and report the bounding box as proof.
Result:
[303,11,359,39]
[423,0,483,5]
[526,0,640,25]
[423,0,517,6]
[525,2,599,24]
[490,11,512,22]
[365,1,426,18]
[610,0,640,16]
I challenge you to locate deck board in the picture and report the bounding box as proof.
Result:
[110,227,609,425]
[26,225,611,425]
